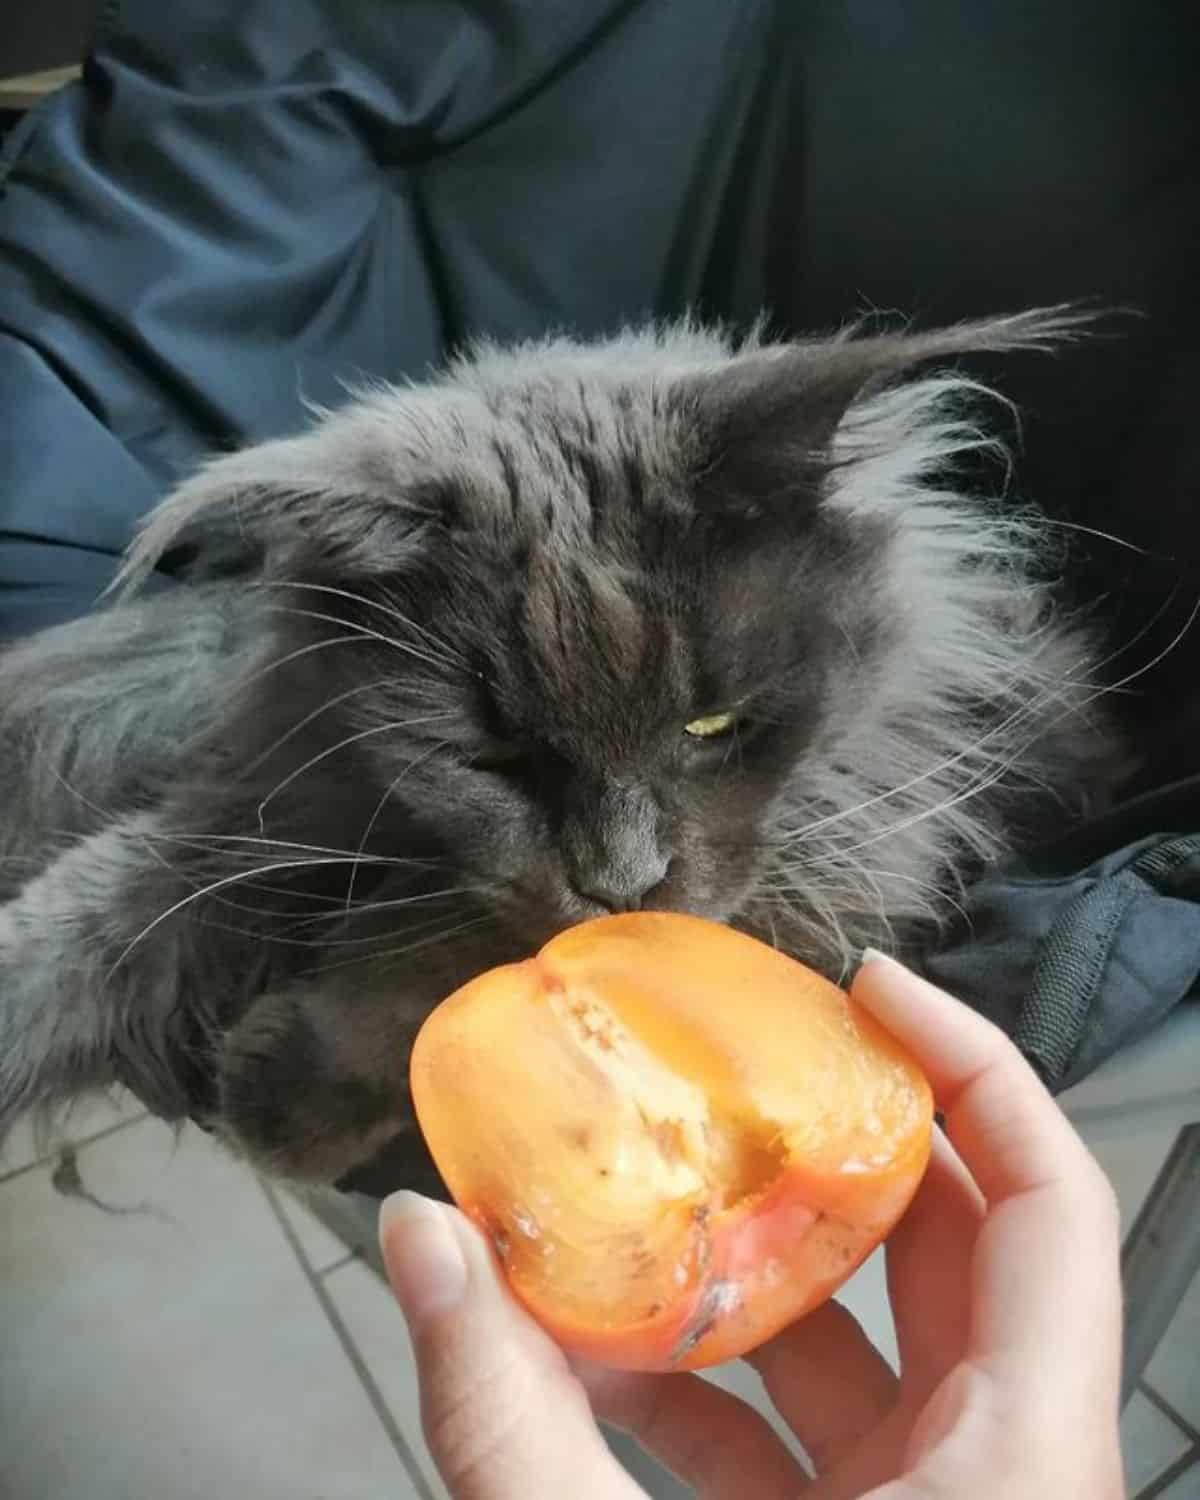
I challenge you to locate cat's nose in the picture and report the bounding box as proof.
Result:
[572,857,672,914]
[562,779,670,913]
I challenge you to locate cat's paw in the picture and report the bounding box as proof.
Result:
[216,987,408,1183]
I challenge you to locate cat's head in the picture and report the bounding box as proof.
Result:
[120,311,1091,965]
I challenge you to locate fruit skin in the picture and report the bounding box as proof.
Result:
[410,912,933,1372]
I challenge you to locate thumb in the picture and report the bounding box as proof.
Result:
[379,1192,646,1500]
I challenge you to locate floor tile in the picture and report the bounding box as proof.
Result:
[0,1119,419,1500]
[273,1183,358,1274]
[1146,1270,1200,1429]
[0,1087,145,1178]
[1121,1392,1193,1496]
[1,1114,48,1176]
[1155,1456,1200,1498]
[1085,1125,1180,1237]
[324,1257,448,1498]
[603,1429,692,1498]
[703,1359,809,1474]
[835,1245,899,1370]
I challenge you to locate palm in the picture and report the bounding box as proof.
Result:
[580,1135,990,1500]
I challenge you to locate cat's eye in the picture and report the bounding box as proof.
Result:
[684,711,738,739]
[472,743,534,775]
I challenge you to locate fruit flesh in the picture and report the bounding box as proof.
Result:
[410,912,932,1371]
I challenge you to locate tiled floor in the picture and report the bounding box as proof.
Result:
[1,1093,1197,1499]
[1091,1127,1200,1500]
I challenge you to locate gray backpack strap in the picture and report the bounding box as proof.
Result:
[923,829,1200,1092]
[1014,835,1200,1087]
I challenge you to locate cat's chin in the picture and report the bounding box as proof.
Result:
[334,1131,452,1201]
[499,904,738,954]
[505,912,594,951]
[483,889,602,948]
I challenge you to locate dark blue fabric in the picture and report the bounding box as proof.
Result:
[924,816,1200,1092]
[0,0,786,627]
[2,0,1199,666]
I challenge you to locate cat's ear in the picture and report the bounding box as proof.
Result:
[113,416,442,594]
[683,308,1087,519]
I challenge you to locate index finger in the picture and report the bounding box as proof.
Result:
[852,952,1121,1379]
[852,950,1103,1206]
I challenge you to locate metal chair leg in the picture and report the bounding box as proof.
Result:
[293,1185,386,1277]
[1120,1123,1200,1406]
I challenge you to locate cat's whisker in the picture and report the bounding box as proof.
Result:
[766,857,970,931]
[378,588,474,673]
[186,889,479,949]
[310,897,478,948]
[171,633,385,759]
[802,588,1200,868]
[253,714,455,830]
[1083,586,1200,701]
[260,580,472,672]
[139,844,456,929]
[1038,516,1169,561]
[818,651,1099,839]
[146,855,452,925]
[779,877,861,981]
[137,838,448,915]
[751,864,898,982]
[141,841,456,929]
[261,603,461,678]
[105,856,427,979]
[759,864,864,954]
[40,760,123,830]
[1040,578,1182,688]
[838,863,896,950]
[35,780,278,916]
[864,865,971,929]
[794,742,1051,869]
[242,677,416,776]
[798,703,1088,869]
[344,740,454,915]
[142,830,442,869]
[279,886,476,934]
[299,911,495,976]
[227,634,371,696]
[779,611,1133,857]
[777,674,1072,849]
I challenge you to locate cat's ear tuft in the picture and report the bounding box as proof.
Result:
[681,307,1090,520]
[113,422,445,596]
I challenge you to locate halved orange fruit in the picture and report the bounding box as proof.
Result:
[410,912,932,1371]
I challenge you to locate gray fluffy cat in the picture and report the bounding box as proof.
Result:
[0,311,1120,1192]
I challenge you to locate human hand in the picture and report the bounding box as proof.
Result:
[379,952,1125,1499]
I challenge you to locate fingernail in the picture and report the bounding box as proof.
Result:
[859,946,897,971]
[379,1191,467,1324]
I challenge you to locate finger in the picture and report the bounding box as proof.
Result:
[379,1192,644,1500]
[854,952,1096,1203]
[854,954,1122,1378]
[579,1362,808,1500]
[885,1129,982,1388]
[746,1299,898,1475]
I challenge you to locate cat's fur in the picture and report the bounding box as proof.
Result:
[0,312,1121,1191]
